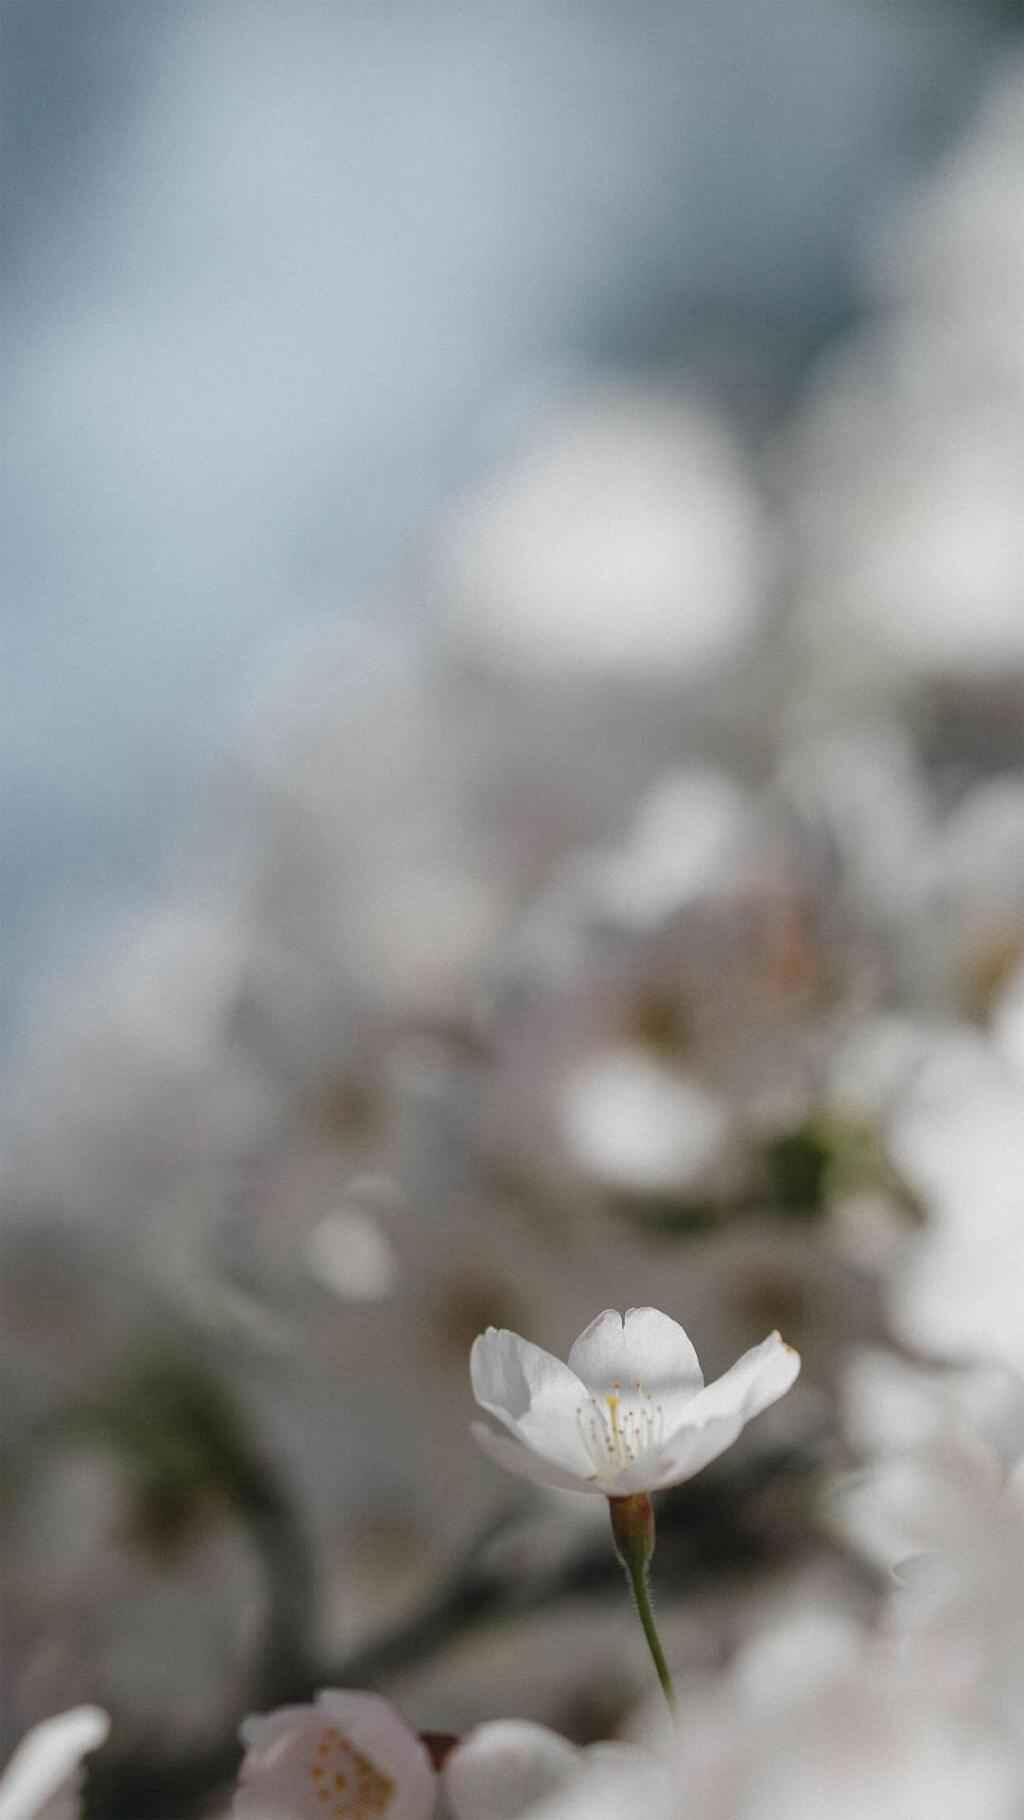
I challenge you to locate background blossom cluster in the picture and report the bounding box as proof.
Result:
[8,14,1024,1820]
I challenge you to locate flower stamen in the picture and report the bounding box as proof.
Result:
[576,1383,664,1479]
[307,1730,395,1820]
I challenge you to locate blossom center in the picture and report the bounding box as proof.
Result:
[308,1726,395,1820]
[576,1382,664,1479]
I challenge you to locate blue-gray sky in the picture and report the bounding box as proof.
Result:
[0,0,997,1046]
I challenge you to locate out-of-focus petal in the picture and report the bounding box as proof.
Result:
[0,1708,109,1820]
[444,1721,582,1820]
[235,1691,436,1820]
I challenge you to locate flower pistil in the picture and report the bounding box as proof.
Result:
[576,1382,664,1476]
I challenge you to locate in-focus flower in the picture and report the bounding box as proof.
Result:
[0,1706,109,1820]
[470,1308,800,1496]
[233,1692,436,1820]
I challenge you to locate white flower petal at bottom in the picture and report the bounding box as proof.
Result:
[0,1707,109,1820]
[524,1745,675,1820]
[445,1721,582,1820]
[235,1691,436,1820]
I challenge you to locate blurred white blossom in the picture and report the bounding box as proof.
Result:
[440,389,770,685]
[234,1696,635,1820]
[234,1692,435,1820]
[0,1708,108,1820]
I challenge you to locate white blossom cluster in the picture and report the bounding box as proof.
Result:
[7,46,1024,1819]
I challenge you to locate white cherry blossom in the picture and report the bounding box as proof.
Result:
[233,1691,436,1820]
[470,1308,800,1496]
[233,1698,633,1820]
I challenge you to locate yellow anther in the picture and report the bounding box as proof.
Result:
[606,1391,622,1451]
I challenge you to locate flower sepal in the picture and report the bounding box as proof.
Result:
[608,1492,655,1577]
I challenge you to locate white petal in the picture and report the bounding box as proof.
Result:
[560,1052,730,1193]
[581,1748,676,1812]
[445,1722,582,1820]
[0,1708,109,1820]
[471,1422,597,1495]
[470,1329,594,1477]
[526,1749,666,1820]
[238,1707,311,1759]
[643,1411,747,1491]
[566,1308,702,1397]
[234,1691,436,1820]
[672,1332,800,1433]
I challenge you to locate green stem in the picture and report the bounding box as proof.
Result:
[624,1551,676,1713]
[608,1494,677,1714]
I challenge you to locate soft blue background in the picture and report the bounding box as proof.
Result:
[0,0,998,1044]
